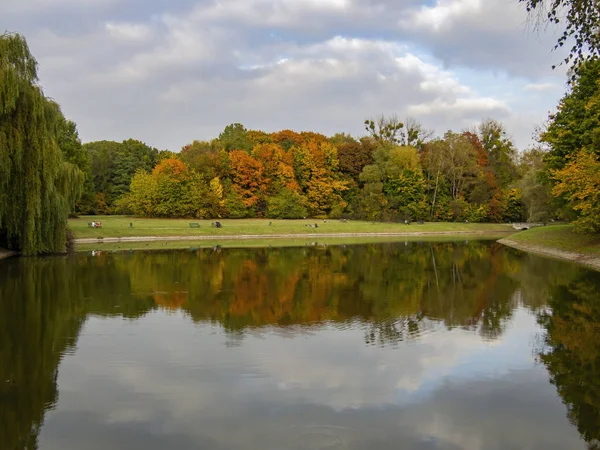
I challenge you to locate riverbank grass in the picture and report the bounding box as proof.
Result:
[69,216,515,239]
[507,225,600,255]
[75,233,512,253]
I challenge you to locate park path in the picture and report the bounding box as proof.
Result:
[499,238,600,271]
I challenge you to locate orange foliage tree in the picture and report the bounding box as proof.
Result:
[228,150,265,208]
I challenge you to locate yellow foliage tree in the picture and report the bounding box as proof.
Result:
[552,150,600,234]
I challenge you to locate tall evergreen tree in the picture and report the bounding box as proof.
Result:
[0,32,84,255]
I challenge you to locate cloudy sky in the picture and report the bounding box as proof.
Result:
[1,0,569,151]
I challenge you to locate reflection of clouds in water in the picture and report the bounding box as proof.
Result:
[40,308,585,449]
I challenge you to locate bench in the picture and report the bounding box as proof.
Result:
[189,223,200,228]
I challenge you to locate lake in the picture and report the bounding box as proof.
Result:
[1,240,599,449]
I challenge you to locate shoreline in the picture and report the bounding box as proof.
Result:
[75,230,514,244]
[498,238,600,271]
[0,248,18,261]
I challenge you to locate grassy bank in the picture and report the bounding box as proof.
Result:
[505,225,600,255]
[75,233,510,253]
[70,216,515,240]
[499,225,600,271]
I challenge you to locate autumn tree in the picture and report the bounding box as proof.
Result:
[337,137,376,182]
[116,158,222,218]
[540,58,600,229]
[251,143,299,194]
[552,150,600,233]
[329,132,357,146]
[271,129,305,151]
[179,140,219,179]
[478,119,519,189]
[227,150,265,211]
[291,140,348,217]
[247,129,273,146]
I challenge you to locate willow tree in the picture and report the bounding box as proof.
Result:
[0,33,83,255]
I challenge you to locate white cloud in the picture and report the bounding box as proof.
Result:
[105,22,153,42]
[4,0,568,150]
[407,97,509,117]
[0,0,119,13]
[409,0,483,32]
[524,82,561,92]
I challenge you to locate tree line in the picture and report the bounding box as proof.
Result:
[2,31,600,254]
[77,121,547,223]
[76,72,599,233]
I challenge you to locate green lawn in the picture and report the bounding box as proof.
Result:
[75,233,510,253]
[69,216,515,239]
[508,225,600,255]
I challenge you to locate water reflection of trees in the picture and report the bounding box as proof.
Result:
[0,257,155,450]
[114,241,524,341]
[1,242,599,448]
[537,270,600,449]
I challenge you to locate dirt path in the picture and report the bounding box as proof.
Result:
[498,238,600,271]
[75,230,511,244]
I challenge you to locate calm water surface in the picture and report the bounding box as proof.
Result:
[1,241,599,450]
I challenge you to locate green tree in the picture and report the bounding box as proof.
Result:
[266,189,308,219]
[357,143,427,221]
[115,169,157,216]
[541,59,600,171]
[179,140,219,179]
[438,132,480,201]
[404,116,434,150]
[364,114,405,144]
[83,139,159,209]
[217,123,252,153]
[225,189,253,218]
[519,148,554,222]
[478,119,518,189]
[0,33,84,255]
[55,117,96,215]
